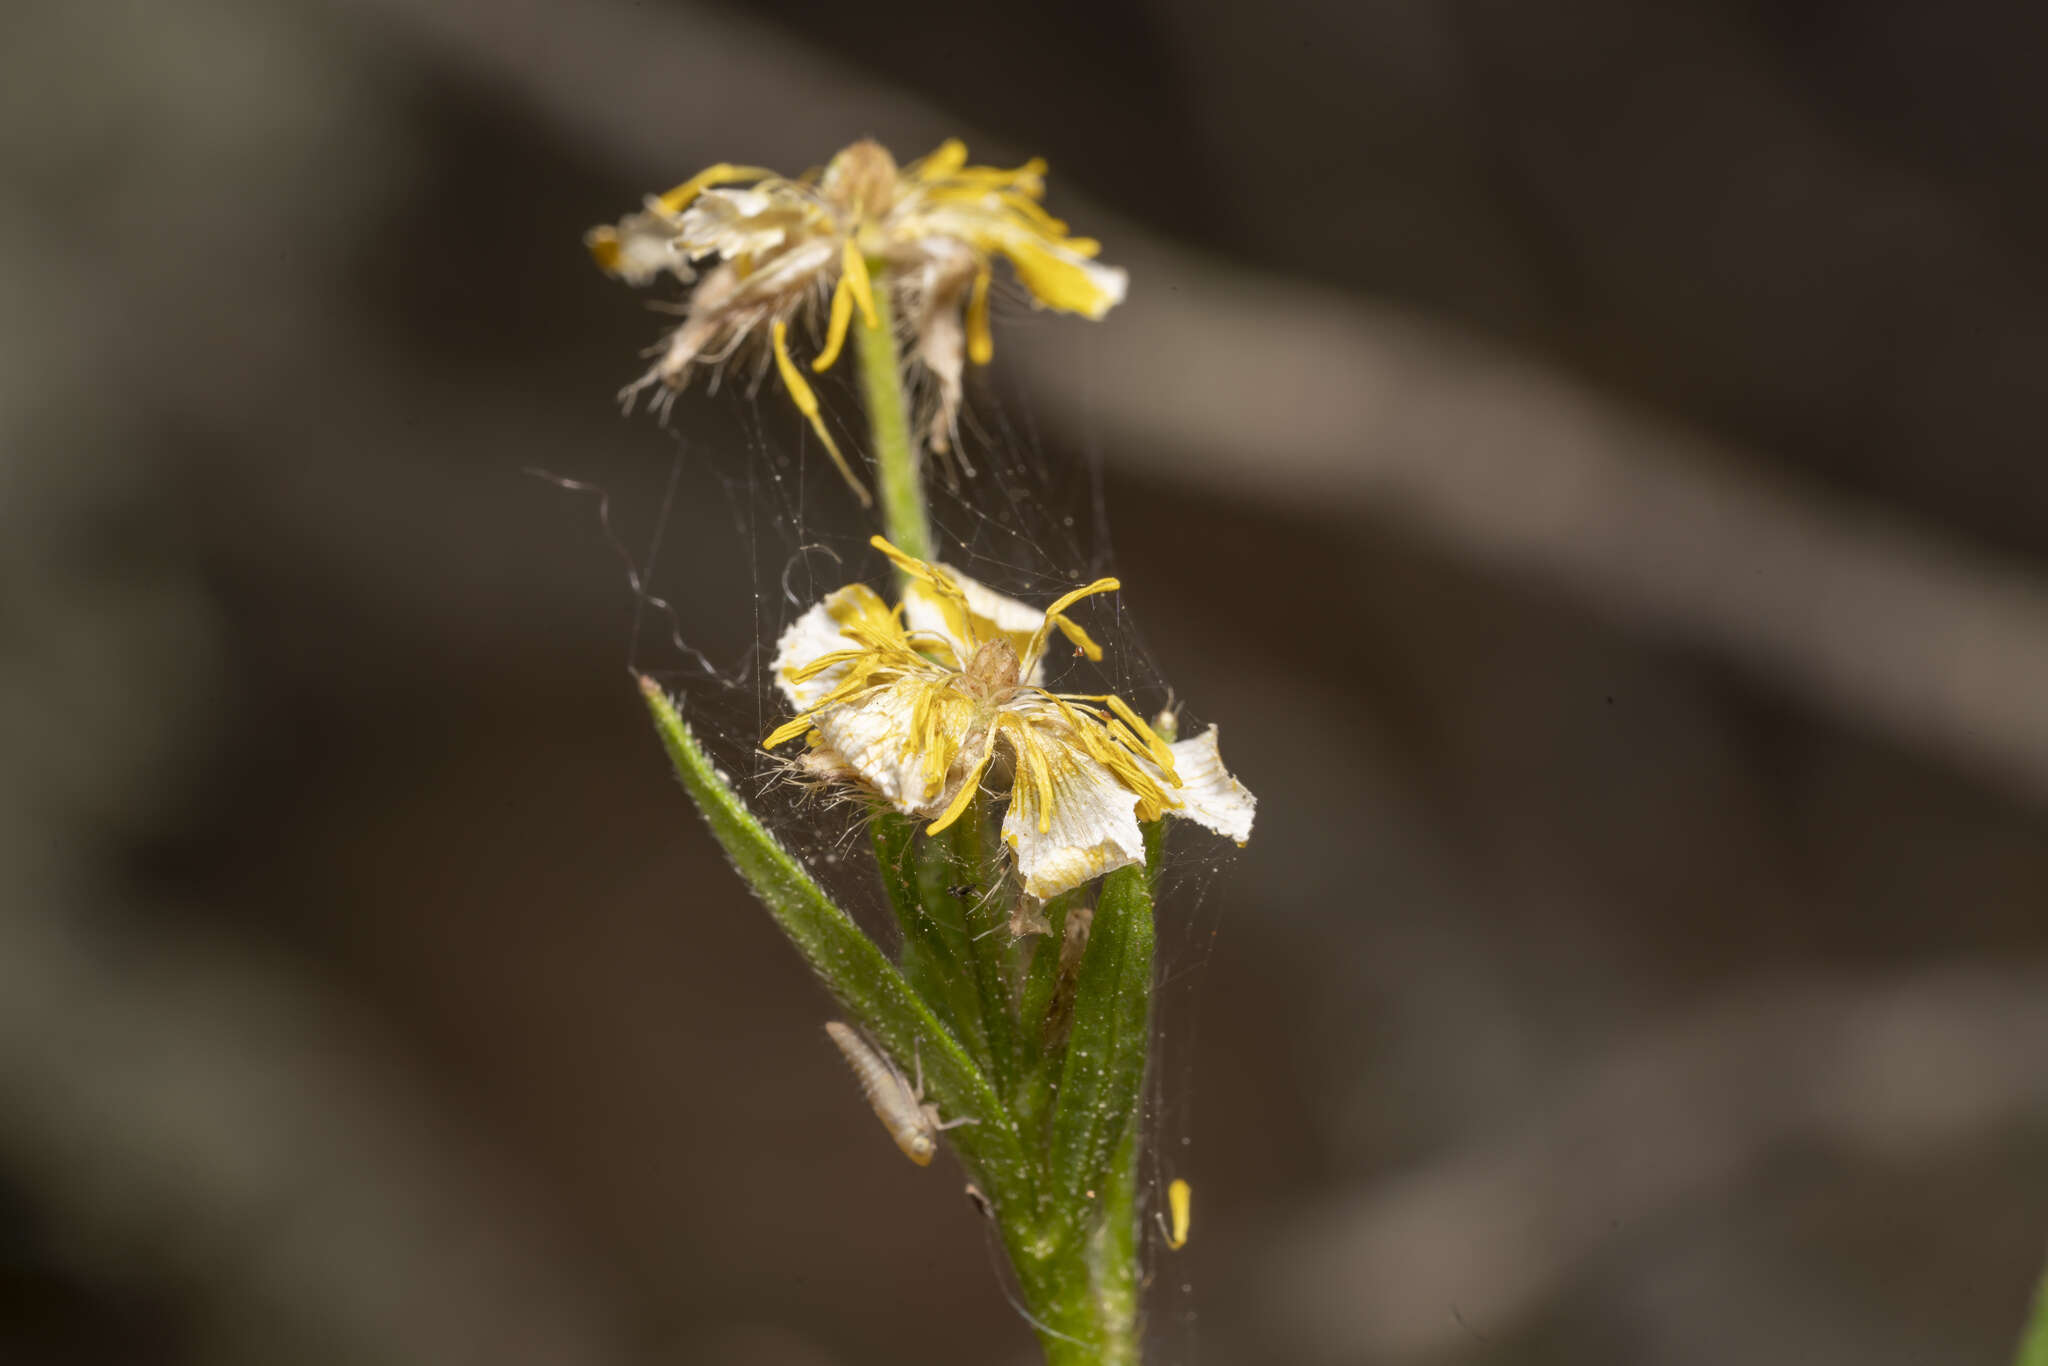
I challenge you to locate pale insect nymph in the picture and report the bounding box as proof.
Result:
[824,1021,978,1166]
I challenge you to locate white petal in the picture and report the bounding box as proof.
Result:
[897,242,976,453]
[1002,746,1146,900]
[795,739,861,786]
[915,301,966,453]
[1157,727,1255,844]
[809,680,952,814]
[677,187,784,255]
[772,583,891,711]
[600,205,694,286]
[725,236,836,307]
[903,566,1050,684]
[1082,255,1128,310]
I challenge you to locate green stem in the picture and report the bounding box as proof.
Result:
[1089,1124,1143,1366]
[1024,830,1160,1366]
[852,275,933,567]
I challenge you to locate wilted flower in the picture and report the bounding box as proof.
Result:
[587,139,1127,496]
[764,537,1252,900]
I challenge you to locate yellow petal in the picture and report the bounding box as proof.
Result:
[1001,232,1128,319]
[763,714,816,751]
[654,162,776,216]
[812,273,855,373]
[966,265,993,366]
[773,320,872,506]
[585,226,622,274]
[772,583,894,710]
[914,139,969,181]
[1103,693,1176,775]
[902,560,1046,676]
[1165,1179,1191,1251]
[1024,577,1118,671]
[926,723,1000,835]
[841,239,879,330]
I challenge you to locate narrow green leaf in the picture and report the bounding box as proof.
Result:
[925,799,1021,1095]
[871,812,990,1066]
[1012,892,1077,1145]
[1018,891,1076,1057]
[1087,1122,1142,1366]
[1046,836,1157,1242]
[637,676,1034,1211]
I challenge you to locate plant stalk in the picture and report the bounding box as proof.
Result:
[838,289,1150,1365]
[852,272,934,569]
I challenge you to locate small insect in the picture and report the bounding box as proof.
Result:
[1159,1178,1191,1251]
[823,1021,978,1166]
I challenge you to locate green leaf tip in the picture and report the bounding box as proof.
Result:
[635,674,1036,1211]
[1047,856,1155,1245]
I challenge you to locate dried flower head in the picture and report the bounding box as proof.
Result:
[764,538,1252,900]
[587,139,1127,496]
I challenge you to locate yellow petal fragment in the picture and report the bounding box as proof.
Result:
[1103,693,1177,776]
[840,239,879,330]
[871,537,977,645]
[812,272,855,373]
[871,536,954,599]
[1165,1179,1191,1250]
[584,226,623,274]
[940,157,1048,191]
[1050,615,1103,660]
[763,714,815,751]
[775,584,896,710]
[901,561,1053,677]
[926,724,1000,835]
[966,265,994,366]
[914,138,969,181]
[1024,578,1118,669]
[773,320,872,506]
[1006,718,1057,835]
[1000,233,1127,319]
[990,188,1068,237]
[654,162,776,215]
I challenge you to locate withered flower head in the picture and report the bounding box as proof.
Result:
[764,537,1252,900]
[587,140,1127,498]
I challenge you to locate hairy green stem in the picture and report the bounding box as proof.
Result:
[695,298,1159,1361]
[1089,1124,1143,1366]
[852,275,933,567]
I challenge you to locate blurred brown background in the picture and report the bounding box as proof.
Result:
[6,1,2047,1363]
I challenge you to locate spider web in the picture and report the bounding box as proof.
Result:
[548,306,1234,1363]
